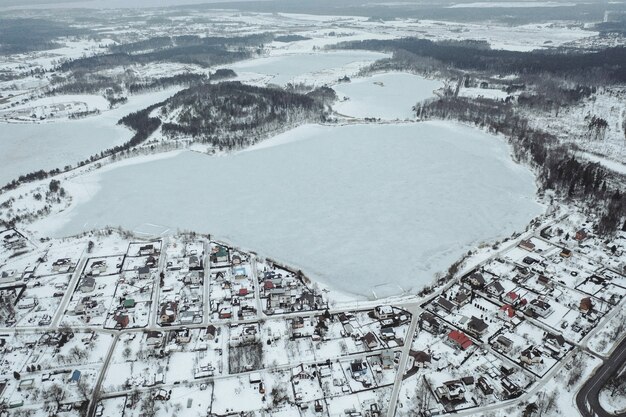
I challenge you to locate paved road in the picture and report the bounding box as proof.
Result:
[52,255,87,328]
[576,336,626,417]
[387,304,421,417]
[86,333,119,417]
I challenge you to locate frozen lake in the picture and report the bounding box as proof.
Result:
[332,73,442,120]
[0,88,181,186]
[229,50,388,86]
[50,121,543,297]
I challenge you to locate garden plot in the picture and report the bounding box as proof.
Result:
[158,238,206,325]
[437,292,505,342]
[482,260,521,283]
[62,273,120,328]
[291,365,325,403]
[576,276,625,305]
[0,331,104,411]
[11,273,72,328]
[318,362,351,398]
[209,261,257,321]
[502,245,547,268]
[490,320,569,378]
[209,370,292,415]
[325,385,392,417]
[127,240,162,257]
[410,329,477,370]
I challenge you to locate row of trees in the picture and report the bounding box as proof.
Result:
[415,97,626,235]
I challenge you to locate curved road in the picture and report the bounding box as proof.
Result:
[577,336,626,417]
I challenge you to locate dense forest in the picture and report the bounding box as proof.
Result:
[415,97,626,235]
[334,38,626,83]
[0,18,90,54]
[59,33,271,73]
[160,81,331,149]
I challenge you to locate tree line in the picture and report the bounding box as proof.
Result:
[334,38,626,83]
[415,97,626,235]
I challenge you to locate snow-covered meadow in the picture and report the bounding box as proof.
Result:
[332,73,442,120]
[41,121,543,298]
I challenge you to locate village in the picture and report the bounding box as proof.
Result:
[0,206,625,417]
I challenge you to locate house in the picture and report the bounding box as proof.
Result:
[296,291,321,309]
[537,275,554,289]
[380,327,395,340]
[374,305,394,320]
[501,377,520,397]
[520,346,543,365]
[435,380,466,401]
[485,280,505,297]
[146,331,163,347]
[91,260,107,273]
[454,287,472,306]
[504,291,519,305]
[211,246,229,264]
[69,370,81,384]
[114,313,129,329]
[477,377,494,395]
[381,350,395,369]
[139,244,156,256]
[498,305,515,321]
[52,258,72,272]
[138,266,150,280]
[528,299,553,318]
[189,255,200,269]
[233,267,247,279]
[268,288,291,309]
[560,248,572,258]
[447,330,473,350]
[292,364,315,380]
[436,297,456,313]
[123,298,135,309]
[183,272,202,286]
[159,301,177,324]
[419,312,440,334]
[575,229,588,241]
[145,256,158,268]
[350,361,367,378]
[176,328,191,344]
[579,297,593,314]
[219,307,232,319]
[79,277,96,293]
[467,316,489,337]
[205,325,217,340]
[362,332,379,349]
[469,272,486,288]
[493,335,513,353]
[519,240,535,251]
[413,351,432,368]
[544,333,567,357]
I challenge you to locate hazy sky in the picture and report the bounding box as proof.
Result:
[0,0,271,10]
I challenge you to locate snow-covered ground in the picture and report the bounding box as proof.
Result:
[332,73,442,120]
[229,50,388,87]
[35,121,543,298]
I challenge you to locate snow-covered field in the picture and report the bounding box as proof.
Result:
[332,73,442,120]
[40,121,543,298]
[0,88,182,186]
[229,50,389,86]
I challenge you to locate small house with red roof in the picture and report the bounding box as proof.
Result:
[447,330,473,350]
[499,304,515,321]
